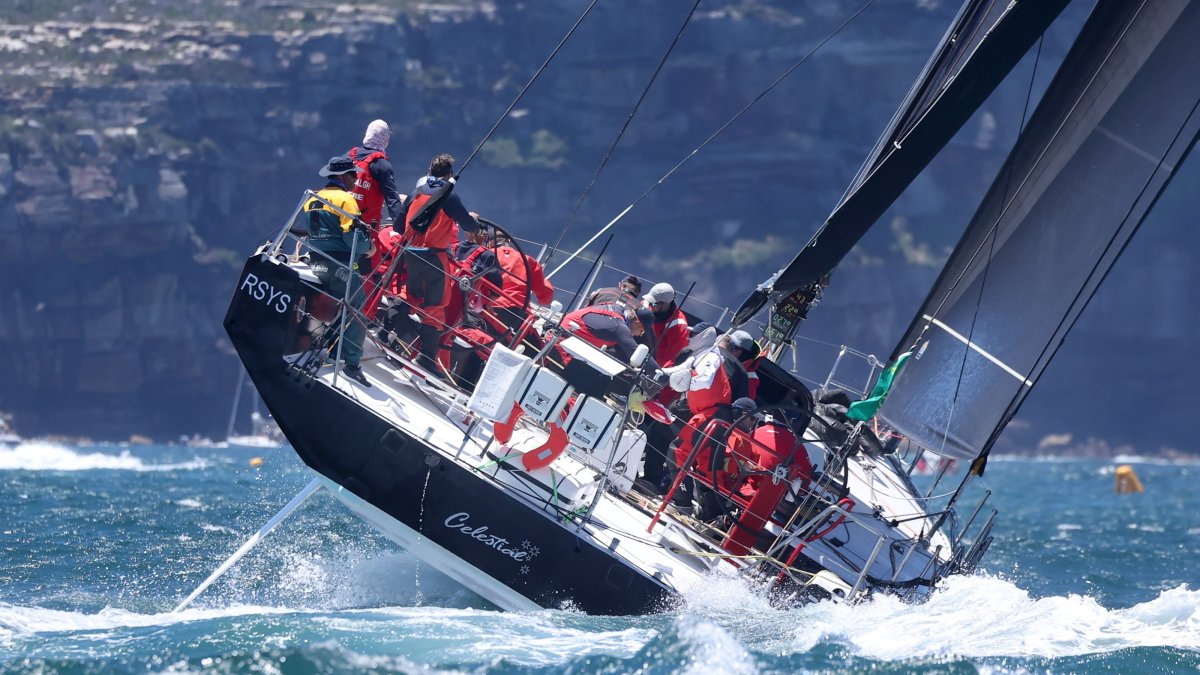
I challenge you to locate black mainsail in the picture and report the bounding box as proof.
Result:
[879,0,1200,467]
[732,0,1071,329]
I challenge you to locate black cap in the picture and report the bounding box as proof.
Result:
[634,307,655,331]
[732,397,757,413]
[319,155,358,177]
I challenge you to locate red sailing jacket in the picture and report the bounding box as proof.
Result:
[743,355,764,400]
[652,306,689,366]
[687,346,747,417]
[561,306,624,349]
[748,421,809,482]
[349,148,387,227]
[495,246,554,308]
[405,192,458,250]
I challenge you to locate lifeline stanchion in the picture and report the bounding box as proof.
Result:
[172,477,324,613]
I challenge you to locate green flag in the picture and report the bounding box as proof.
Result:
[846,351,912,422]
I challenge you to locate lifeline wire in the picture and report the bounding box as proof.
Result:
[547,0,880,279]
[546,0,703,266]
[456,0,600,178]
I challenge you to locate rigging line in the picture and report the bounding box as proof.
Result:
[456,0,601,178]
[933,33,1044,460]
[546,0,703,266]
[839,0,1004,207]
[546,0,881,280]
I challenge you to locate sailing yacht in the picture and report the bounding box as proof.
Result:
[0,418,20,448]
[202,0,1200,615]
[224,367,286,450]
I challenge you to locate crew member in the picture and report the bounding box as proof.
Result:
[723,411,813,556]
[348,119,403,229]
[399,153,481,375]
[348,120,406,316]
[559,302,659,369]
[671,330,754,518]
[643,282,689,367]
[493,239,554,351]
[305,155,374,387]
[585,276,640,311]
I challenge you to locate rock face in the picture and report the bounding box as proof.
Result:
[0,1,1196,452]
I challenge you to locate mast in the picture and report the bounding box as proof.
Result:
[734,0,1071,346]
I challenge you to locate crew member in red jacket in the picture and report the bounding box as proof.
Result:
[398,153,480,375]
[559,302,658,369]
[348,119,404,229]
[349,120,405,316]
[493,242,554,351]
[723,411,813,555]
[671,330,753,519]
[643,282,689,367]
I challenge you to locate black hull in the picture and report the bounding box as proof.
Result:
[224,254,675,615]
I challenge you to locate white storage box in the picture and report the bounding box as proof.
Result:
[517,367,573,423]
[467,344,532,421]
[563,395,621,452]
[567,427,646,494]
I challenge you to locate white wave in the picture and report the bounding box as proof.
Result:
[0,442,208,472]
[669,572,1200,660]
[313,606,652,667]
[791,575,1200,659]
[0,602,291,641]
[675,619,758,675]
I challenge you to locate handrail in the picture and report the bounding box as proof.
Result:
[849,534,888,602]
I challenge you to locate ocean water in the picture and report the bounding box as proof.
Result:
[1,441,1197,674]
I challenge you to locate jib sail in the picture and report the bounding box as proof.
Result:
[878,1,1200,464]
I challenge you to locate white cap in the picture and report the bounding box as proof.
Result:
[643,282,675,305]
[728,330,755,351]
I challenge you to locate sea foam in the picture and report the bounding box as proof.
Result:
[0,442,207,472]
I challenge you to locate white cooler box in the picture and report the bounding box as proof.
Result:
[567,427,647,494]
[517,367,573,423]
[562,395,645,494]
[563,395,620,451]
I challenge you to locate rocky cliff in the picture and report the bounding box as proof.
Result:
[1,0,1195,454]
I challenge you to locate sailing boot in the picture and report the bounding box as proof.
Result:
[416,323,444,378]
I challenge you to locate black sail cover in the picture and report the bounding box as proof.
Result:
[732,0,1071,327]
[879,0,1200,462]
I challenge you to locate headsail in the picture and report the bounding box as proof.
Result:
[879,0,1200,465]
[733,0,1070,330]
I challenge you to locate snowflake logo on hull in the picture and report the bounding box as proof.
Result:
[520,565,530,575]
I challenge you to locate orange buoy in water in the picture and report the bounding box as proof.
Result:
[249,456,264,468]
[1114,464,1144,494]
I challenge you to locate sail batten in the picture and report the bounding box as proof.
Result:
[881,0,1200,462]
